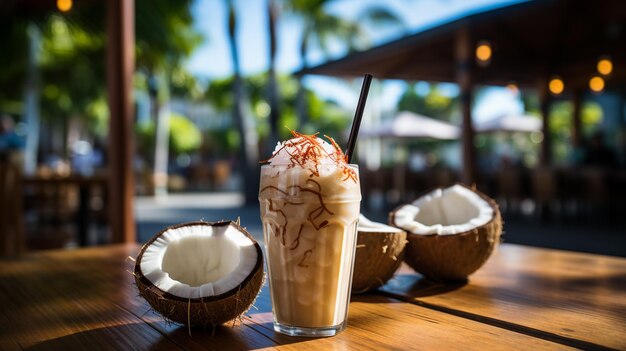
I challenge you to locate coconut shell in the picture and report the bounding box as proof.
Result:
[352,229,407,293]
[133,221,264,328]
[389,185,502,283]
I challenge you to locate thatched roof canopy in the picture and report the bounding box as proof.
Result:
[298,0,626,90]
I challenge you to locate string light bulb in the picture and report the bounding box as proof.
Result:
[549,77,564,95]
[476,41,492,64]
[57,0,72,12]
[597,58,613,76]
[589,76,605,93]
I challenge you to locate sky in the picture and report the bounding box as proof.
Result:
[184,0,525,122]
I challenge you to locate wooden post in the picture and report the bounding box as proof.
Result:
[572,89,582,148]
[538,79,552,166]
[456,25,476,184]
[106,0,135,243]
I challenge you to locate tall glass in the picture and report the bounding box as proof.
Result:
[259,164,361,337]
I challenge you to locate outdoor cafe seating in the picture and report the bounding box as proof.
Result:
[1,0,625,349]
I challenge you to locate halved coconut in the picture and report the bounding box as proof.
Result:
[352,214,407,293]
[389,184,502,282]
[133,221,264,328]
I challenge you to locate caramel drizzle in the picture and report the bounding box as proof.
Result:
[298,249,313,268]
[289,224,304,250]
[260,179,335,266]
[260,130,358,183]
[261,185,303,246]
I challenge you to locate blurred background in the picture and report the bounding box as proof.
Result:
[1,0,624,257]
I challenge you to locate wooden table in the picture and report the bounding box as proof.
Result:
[23,174,108,246]
[1,243,624,350]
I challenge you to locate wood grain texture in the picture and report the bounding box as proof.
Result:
[381,243,626,350]
[0,243,617,350]
[106,0,136,244]
[245,294,576,351]
[0,162,24,257]
[0,246,179,350]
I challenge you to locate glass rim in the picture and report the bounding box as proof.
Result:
[260,163,358,168]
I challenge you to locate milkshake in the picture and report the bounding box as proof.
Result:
[259,131,361,337]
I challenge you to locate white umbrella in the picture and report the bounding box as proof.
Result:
[475,114,542,133]
[361,111,460,140]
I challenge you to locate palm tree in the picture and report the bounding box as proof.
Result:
[135,0,201,196]
[285,0,404,127]
[266,0,281,149]
[2,0,201,184]
[226,0,259,205]
[23,24,41,175]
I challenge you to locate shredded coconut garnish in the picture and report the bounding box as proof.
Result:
[261,130,357,183]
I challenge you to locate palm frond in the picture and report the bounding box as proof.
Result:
[358,6,405,29]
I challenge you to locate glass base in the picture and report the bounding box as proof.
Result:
[273,321,346,337]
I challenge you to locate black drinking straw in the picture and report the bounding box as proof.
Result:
[345,74,373,163]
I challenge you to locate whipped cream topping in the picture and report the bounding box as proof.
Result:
[269,137,338,165]
[262,130,357,183]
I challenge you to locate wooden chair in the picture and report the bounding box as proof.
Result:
[579,168,608,222]
[404,169,428,201]
[607,171,626,223]
[427,167,457,189]
[496,169,523,213]
[531,168,558,221]
[0,162,25,256]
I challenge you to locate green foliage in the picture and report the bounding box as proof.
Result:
[39,17,105,124]
[581,102,603,133]
[135,0,203,72]
[304,93,349,139]
[85,96,109,137]
[397,83,458,121]
[136,113,202,157]
[549,101,573,163]
[204,73,351,143]
[549,100,603,163]
[205,78,236,111]
[170,66,204,100]
[206,128,240,156]
[136,121,156,162]
[0,20,28,101]
[284,0,403,58]
[1,1,202,134]
[169,113,202,154]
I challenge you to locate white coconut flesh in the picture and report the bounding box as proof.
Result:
[139,224,258,299]
[358,214,404,233]
[393,184,494,235]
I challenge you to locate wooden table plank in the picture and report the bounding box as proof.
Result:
[0,245,278,351]
[0,248,182,350]
[0,244,581,351]
[245,294,577,351]
[380,243,626,350]
[50,244,279,351]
